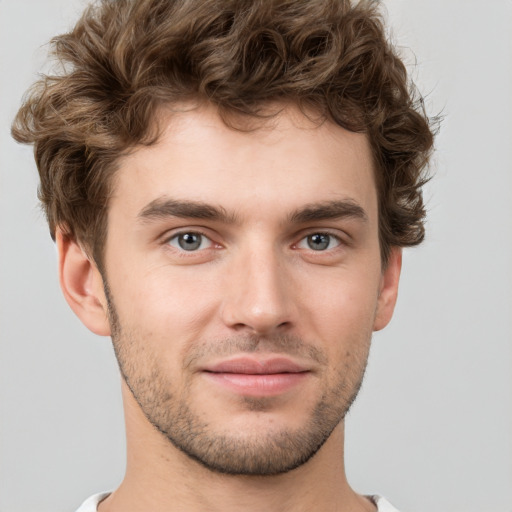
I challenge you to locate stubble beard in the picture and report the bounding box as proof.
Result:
[105,285,371,476]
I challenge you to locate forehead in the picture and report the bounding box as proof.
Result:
[110,102,377,223]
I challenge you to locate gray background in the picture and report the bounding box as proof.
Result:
[1,1,511,511]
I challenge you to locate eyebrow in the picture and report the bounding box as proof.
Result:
[137,197,238,224]
[288,199,368,224]
[137,197,367,225]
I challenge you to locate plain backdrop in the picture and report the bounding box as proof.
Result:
[1,1,511,511]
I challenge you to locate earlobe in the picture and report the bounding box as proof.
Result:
[373,247,402,332]
[56,228,111,336]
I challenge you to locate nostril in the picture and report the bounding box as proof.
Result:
[228,319,291,336]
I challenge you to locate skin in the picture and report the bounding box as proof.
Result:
[58,102,402,512]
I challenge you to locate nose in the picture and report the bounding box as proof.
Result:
[220,244,295,335]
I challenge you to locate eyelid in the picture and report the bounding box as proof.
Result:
[293,227,348,245]
[295,232,342,251]
[161,227,220,250]
[168,232,213,251]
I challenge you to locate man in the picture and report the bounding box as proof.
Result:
[12,0,434,510]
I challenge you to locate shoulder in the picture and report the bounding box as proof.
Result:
[74,493,110,512]
[369,495,402,512]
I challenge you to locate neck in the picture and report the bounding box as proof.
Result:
[99,382,375,512]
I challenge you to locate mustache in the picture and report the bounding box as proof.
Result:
[182,334,328,370]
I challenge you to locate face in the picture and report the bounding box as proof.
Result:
[99,103,399,475]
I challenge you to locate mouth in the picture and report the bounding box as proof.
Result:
[201,357,311,397]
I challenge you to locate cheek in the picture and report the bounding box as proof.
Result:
[298,269,379,380]
[111,263,221,340]
[302,269,380,335]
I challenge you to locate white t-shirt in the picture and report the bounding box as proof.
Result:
[74,492,401,511]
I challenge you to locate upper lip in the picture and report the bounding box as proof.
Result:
[203,357,310,374]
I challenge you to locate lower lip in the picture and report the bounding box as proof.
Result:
[203,372,309,397]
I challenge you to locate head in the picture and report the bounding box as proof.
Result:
[13,0,435,476]
[12,0,434,268]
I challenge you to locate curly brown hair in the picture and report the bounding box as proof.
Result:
[12,0,436,266]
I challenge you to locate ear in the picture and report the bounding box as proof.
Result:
[56,228,111,336]
[373,247,402,332]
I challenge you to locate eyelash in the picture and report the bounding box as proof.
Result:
[163,229,345,255]
[294,232,343,252]
[165,230,216,252]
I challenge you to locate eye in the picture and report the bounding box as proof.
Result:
[297,233,341,251]
[168,232,213,251]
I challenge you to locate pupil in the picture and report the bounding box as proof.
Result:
[179,233,201,251]
[308,234,329,251]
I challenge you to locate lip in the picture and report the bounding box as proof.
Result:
[204,357,309,374]
[201,357,311,397]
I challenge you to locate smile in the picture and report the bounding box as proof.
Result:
[202,357,311,397]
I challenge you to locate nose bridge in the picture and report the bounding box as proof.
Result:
[221,236,293,334]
